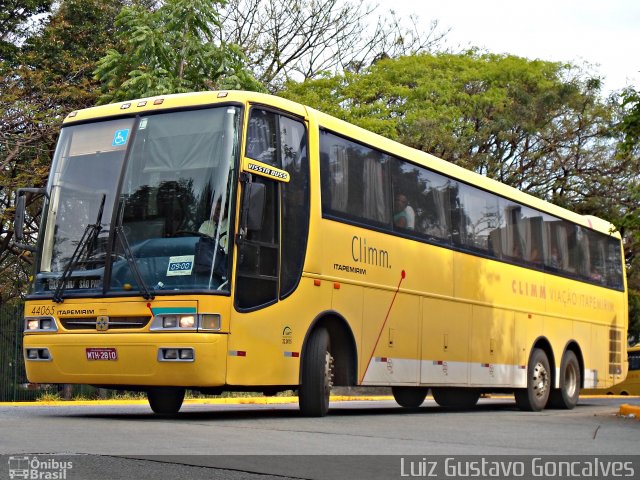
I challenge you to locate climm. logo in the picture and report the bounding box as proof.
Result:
[512,280,546,299]
[352,236,391,269]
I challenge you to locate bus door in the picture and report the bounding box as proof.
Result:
[227,107,309,386]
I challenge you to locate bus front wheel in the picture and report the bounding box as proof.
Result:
[515,348,551,412]
[299,327,333,417]
[547,350,580,409]
[147,387,185,415]
[392,387,427,408]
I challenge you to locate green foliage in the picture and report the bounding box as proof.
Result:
[618,88,640,156]
[94,0,264,103]
[0,0,52,62]
[283,52,623,205]
[0,0,124,303]
[283,51,635,220]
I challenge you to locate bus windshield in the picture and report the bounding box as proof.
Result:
[35,106,241,298]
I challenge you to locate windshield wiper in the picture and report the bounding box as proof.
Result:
[114,225,155,300]
[53,194,106,303]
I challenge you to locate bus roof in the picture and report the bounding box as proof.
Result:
[63,90,308,125]
[64,90,619,238]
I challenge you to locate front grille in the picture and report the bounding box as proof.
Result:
[60,316,152,330]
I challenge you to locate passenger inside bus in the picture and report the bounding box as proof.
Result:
[393,193,415,230]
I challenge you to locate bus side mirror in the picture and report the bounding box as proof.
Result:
[241,182,266,232]
[14,187,47,252]
[15,194,27,242]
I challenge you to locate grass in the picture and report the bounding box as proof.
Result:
[36,387,298,402]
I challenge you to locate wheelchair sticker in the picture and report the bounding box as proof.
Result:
[112,129,130,147]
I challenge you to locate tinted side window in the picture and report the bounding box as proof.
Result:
[237,109,280,309]
[246,109,278,165]
[320,130,392,228]
[235,175,279,309]
[280,116,309,298]
[390,159,453,243]
[605,237,624,289]
[455,183,500,255]
[496,201,544,265]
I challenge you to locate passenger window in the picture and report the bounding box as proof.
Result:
[320,130,392,228]
[390,160,418,232]
[455,183,500,255]
[495,200,542,265]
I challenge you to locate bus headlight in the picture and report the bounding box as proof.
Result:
[162,315,178,328]
[179,315,196,329]
[24,317,58,332]
[199,314,221,331]
[150,314,220,332]
[151,314,197,331]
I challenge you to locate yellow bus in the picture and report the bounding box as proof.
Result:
[583,345,639,395]
[16,90,627,416]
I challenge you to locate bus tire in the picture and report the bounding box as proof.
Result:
[548,350,580,409]
[392,387,427,408]
[432,387,480,409]
[147,387,185,415]
[515,348,551,412]
[299,327,333,417]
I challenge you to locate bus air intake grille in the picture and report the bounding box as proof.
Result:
[61,316,152,330]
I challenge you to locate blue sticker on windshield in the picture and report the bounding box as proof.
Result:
[112,129,130,147]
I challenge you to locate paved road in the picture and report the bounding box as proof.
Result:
[1,396,639,479]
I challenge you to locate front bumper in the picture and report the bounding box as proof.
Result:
[23,332,228,387]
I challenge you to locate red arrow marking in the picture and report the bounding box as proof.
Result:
[360,270,406,384]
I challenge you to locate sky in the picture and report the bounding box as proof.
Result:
[386,0,639,94]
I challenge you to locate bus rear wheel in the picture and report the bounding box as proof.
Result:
[147,387,185,415]
[548,350,580,409]
[299,327,333,417]
[392,387,427,408]
[432,387,480,409]
[515,348,551,412]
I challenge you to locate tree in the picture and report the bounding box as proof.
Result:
[282,52,631,210]
[94,0,263,103]
[0,0,52,62]
[613,87,640,342]
[618,87,640,156]
[0,0,124,304]
[217,0,448,91]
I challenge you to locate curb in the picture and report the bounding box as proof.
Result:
[619,404,640,419]
[0,395,395,408]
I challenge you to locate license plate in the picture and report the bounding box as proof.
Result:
[86,347,118,361]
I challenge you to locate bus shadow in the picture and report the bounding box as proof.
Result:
[56,399,523,422]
